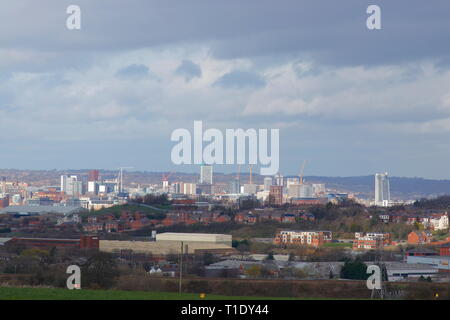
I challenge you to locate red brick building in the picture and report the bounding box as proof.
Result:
[88,170,100,181]
[440,242,450,256]
[353,232,392,250]
[9,235,99,250]
[0,197,9,208]
[274,230,332,247]
[407,231,432,245]
[269,186,283,206]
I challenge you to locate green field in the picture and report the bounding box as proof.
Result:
[0,287,297,300]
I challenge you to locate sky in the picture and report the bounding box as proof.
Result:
[1,0,450,178]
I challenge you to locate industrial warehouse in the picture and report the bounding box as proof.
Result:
[100,232,234,255]
[0,232,233,256]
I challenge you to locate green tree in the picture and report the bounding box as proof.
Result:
[265,252,274,261]
[82,252,119,289]
[340,258,368,280]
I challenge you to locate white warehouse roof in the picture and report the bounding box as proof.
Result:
[156,232,232,246]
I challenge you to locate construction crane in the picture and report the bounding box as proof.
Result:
[117,167,133,193]
[299,160,307,185]
[162,171,175,183]
[162,171,175,192]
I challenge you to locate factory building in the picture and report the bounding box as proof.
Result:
[4,235,99,250]
[155,232,232,246]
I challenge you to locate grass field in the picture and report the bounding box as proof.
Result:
[0,287,298,300]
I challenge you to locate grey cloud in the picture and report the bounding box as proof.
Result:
[214,71,266,89]
[175,60,201,81]
[116,64,150,79]
[1,1,449,68]
[1,1,450,178]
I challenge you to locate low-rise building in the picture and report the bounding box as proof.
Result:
[7,235,99,250]
[155,232,232,246]
[385,262,439,281]
[440,242,450,256]
[353,232,391,250]
[274,230,332,247]
[405,248,438,257]
[406,255,450,272]
[407,231,432,245]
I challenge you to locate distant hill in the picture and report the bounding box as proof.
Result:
[302,175,450,200]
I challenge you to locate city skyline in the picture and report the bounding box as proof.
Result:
[0,166,442,180]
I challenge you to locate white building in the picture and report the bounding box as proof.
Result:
[375,172,390,206]
[87,181,99,194]
[385,262,439,281]
[155,232,232,246]
[182,183,197,195]
[428,213,449,231]
[61,175,82,197]
[312,183,326,196]
[274,173,284,187]
[243,183,257,195]
[263,177,273,192]
[287,184,314,198]
[200,164,213,185]
[286,177,300,188]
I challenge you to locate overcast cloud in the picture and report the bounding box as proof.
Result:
[0,0,450,178]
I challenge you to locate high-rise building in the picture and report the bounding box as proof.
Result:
[275,173,284,187]
[263,177,273,192]
[312,183,326,197]
[61,175,82,198]
[288,184,314,198]
[88,170,99,182]
[172,182,183,194]
[200,164,213,185]
[87,181,99,194]
[286,177,300,187]
[375,172,390,206]
[182,183,197,195]
[228,179,240,194]
[269,185,283,205]
[162,180,169,193]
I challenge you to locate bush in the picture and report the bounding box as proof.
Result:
[81,252,119,289]
[340,258,368,280]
